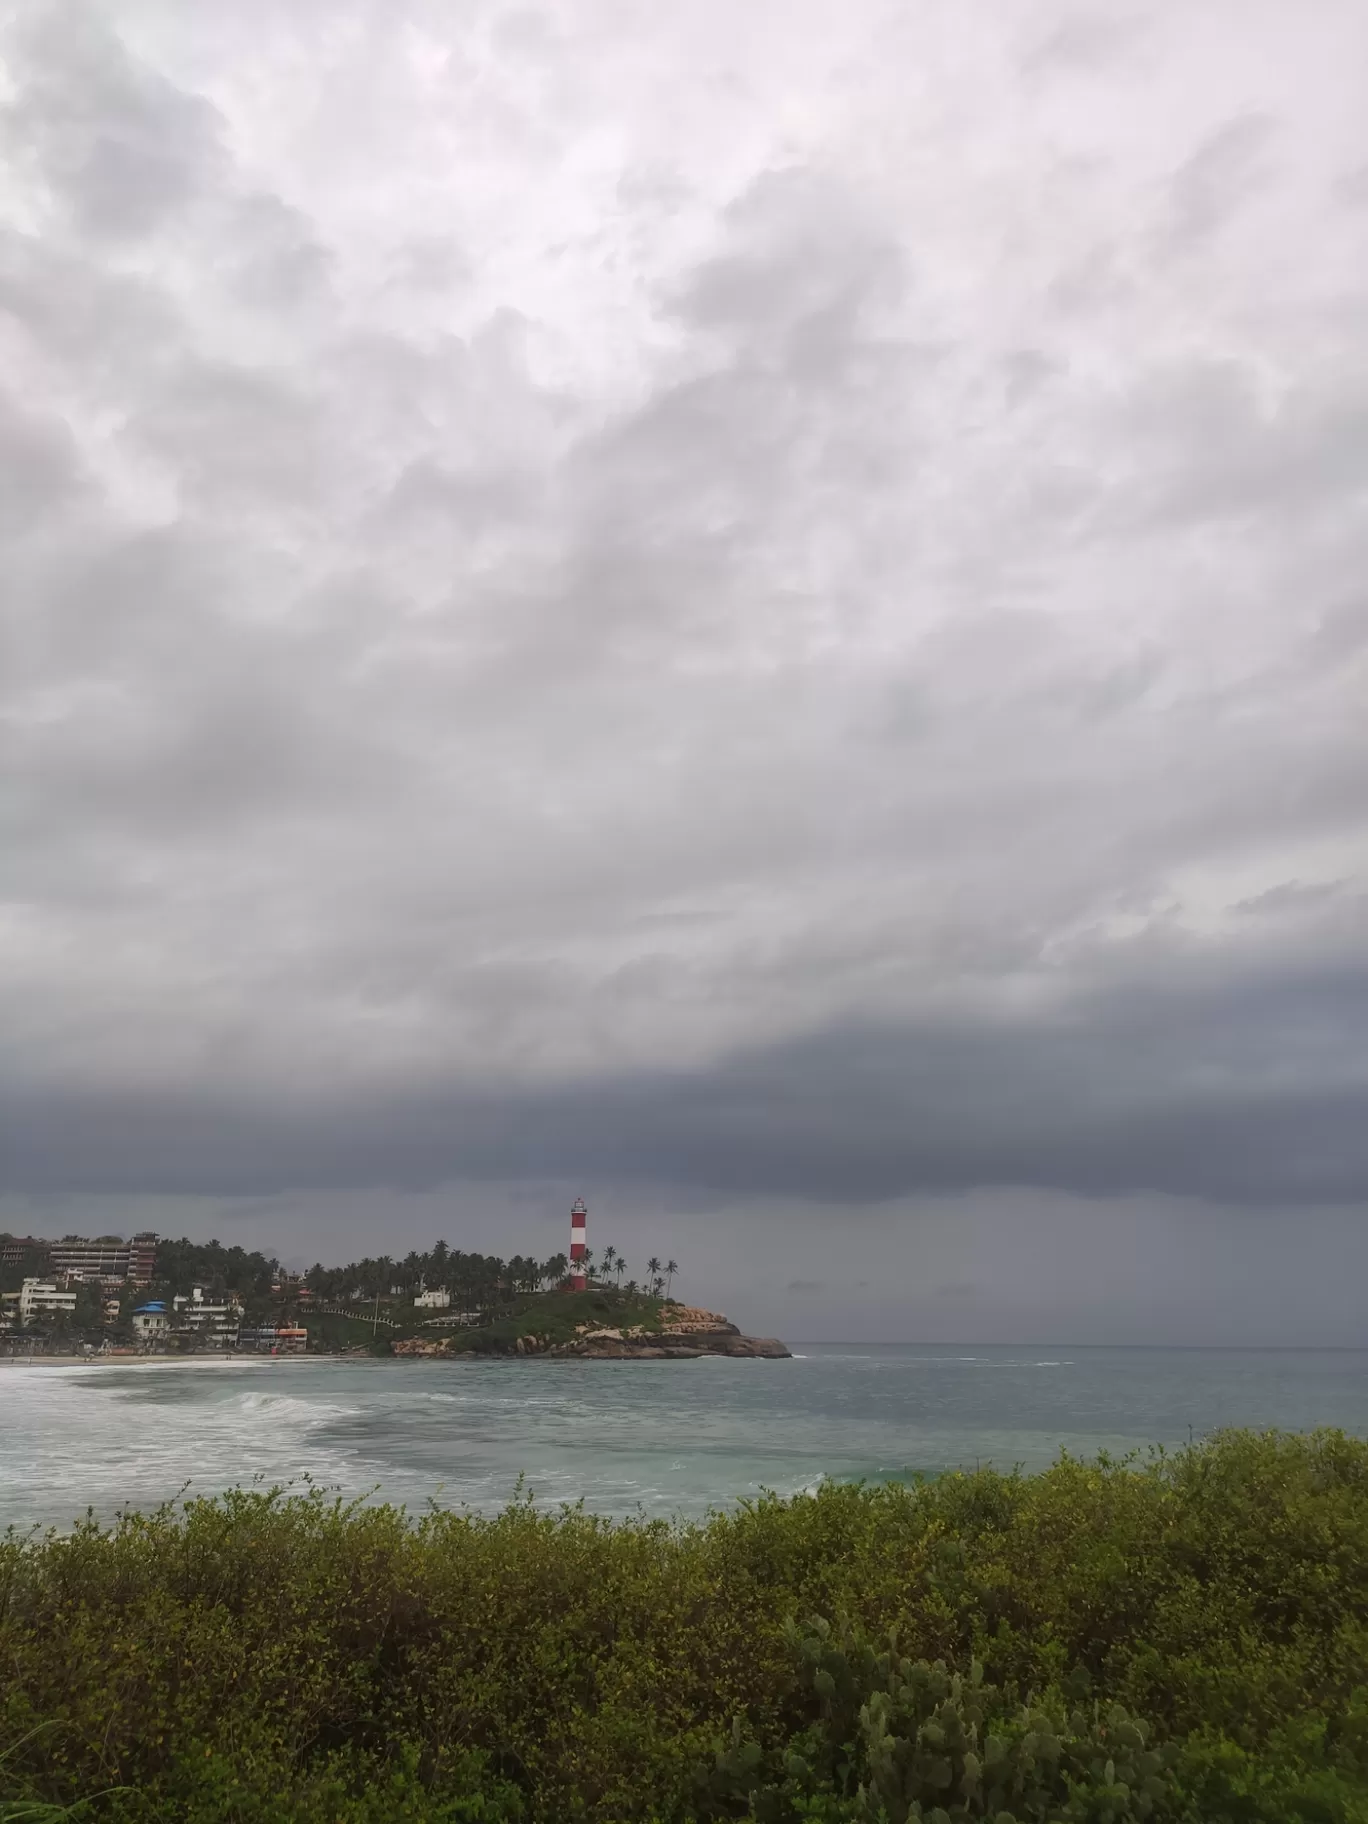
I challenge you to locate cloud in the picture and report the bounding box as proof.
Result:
[0,0,1366,1310]
[1026,17,1142,72]
[2,3,227,238]
[1234,880,1350,916]
[130,356,330,509]
[0,389,87,535]
[221,194,334,310]
[1164,114,1278,249]
[4,945,1366,1207]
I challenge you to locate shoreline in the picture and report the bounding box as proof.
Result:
[1,1297,790,1368]
[1,1350,792,1370]
[0,1352,326,1369]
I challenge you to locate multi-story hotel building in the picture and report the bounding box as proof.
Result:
[33,1233,158,1285]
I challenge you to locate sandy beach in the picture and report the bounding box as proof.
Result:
[0,1352,326,1368]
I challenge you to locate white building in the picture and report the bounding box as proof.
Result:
[17,1278,78,1323]
[171,1286,243,1346]
[414,1287,451,1308]
[131,1303,171,1340]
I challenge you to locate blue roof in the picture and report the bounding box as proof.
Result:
[134,1302,166,1313]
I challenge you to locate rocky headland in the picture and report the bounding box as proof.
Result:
[394,1303,789,1360]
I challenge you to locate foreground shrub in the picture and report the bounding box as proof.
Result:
[703,1618,1180,1821]
[1,1431,1367,1820]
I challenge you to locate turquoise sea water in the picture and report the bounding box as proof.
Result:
[3,1343,1368,1531]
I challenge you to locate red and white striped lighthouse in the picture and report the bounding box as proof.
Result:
[569,1197,588,1291]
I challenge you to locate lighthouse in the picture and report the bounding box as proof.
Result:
[569,1197,588,1291]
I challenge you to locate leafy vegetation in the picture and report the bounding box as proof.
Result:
[303,1242,568,1307]
[301,1241,675,1309]
[146,1239,279,1304]
[436,1287,670,1353]
[296,1287,671,1353]
[1,1230,681,1353]
[4,1430,1368,1820]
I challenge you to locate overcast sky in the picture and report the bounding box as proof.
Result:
[2,0,1366,1342]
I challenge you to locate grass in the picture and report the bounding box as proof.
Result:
[3,1430,1368,1820]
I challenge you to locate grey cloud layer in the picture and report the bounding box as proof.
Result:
[5,953,1367,1205]
[2,0,1367,1212]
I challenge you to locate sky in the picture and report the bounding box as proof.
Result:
[2,0,1366,1343]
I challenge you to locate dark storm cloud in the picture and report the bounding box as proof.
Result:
[1,0,1367,1275]
[5,948,1366,1206]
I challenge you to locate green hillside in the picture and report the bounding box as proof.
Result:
[433,1287,672,1354]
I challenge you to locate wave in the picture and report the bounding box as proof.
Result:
[230,1391,359,1425]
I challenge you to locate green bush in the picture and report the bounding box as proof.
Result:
[703,1618,1181,1821]
[2,1431,1367,1821]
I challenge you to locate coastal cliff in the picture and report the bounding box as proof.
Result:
[393,1300,790,1360]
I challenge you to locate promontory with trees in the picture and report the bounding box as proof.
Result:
[0,1231,788,1358]
[312,1236,789,1358]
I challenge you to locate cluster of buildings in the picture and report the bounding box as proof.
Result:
[0,1232,309,1354]
[3,1280,308,1353]
[1,1231,160,1340]
[127,1292,307,1353]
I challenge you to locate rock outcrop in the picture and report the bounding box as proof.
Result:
[392,1307,790,1360]
[549,1307,789,1359]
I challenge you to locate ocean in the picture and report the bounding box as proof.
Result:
[4,1343,1367,1532]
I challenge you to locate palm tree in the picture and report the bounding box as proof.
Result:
[602,1245,618,1286]
[615,1255,627,1288]
[665,1259,679,1298]
[646,1257,662,1298]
